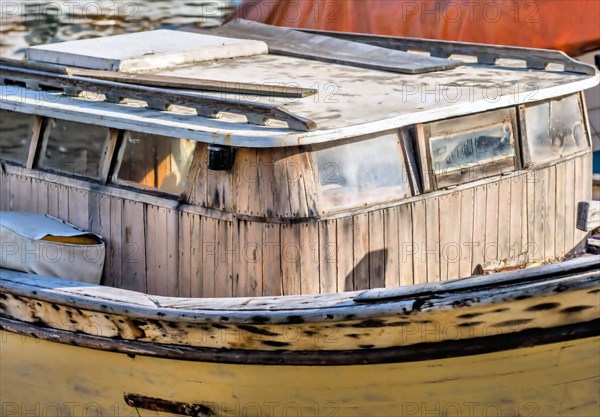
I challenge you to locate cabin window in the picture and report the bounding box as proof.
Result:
[522,94,588,165]
[0,110,36,165]
[113,131,196,195]
[37,118,111,179]
[423,108,518,189]
[311,131,411,211]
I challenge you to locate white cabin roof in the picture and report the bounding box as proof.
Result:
[2,29,599,148]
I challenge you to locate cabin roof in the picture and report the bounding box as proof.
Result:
[1,26,598,148]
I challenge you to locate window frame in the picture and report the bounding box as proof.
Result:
[309,129,415,214]
[0,110,44,168]
[110,130,198,198]
[518,92,590,169]
[35,117,118,183]
[417,107,520,190]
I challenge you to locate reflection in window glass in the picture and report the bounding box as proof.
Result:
[115,131,196,195]
[525,94,587,163]
[0,110,36,165]
[429,109,515,174]
[38,119,110,178]
[313,131,410,211]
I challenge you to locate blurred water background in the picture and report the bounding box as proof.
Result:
[0,0,239,58]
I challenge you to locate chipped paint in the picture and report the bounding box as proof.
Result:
[0,267,597,352]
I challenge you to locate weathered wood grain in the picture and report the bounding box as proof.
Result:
[300,222,320,294]
[425,197,440,282]
[484,182,499,264]
[201,216,217,297]
[190,213,203,298]
[29,178,40,213]
[272,148,293,218]
[262,222,281,296]
[68,188,89,230]
[353,214,370,290]
[214,220,234,298]
[165,209,179,297]
[564,159,576,252]
[281,224,302,295]
[121,200,146,292]
[554,163,566,257]
[109,196,123,288]
[285,148,310,218]
[233,148,255,215]
[47,182,59,217]
[256,149,275,217]
[187,144,208,207]
[36,179,48,214]
[472,185,487,269]
[508,175,525,262]
[497,179,511,262]
[544,166,557,260]
[178,211,192,298]
[319,220,337,294]
[241,221,264,296]
[368,210,385,289]
[445,192,461,279]
[336,217,354,292]
[145,205,159,295]
[96,194,112,286]
[7,174,24,212]
[383,206,400,288]
[397,204,414,286]
[533,169,547,263]
[459,188,474,277]
[412,199,427,284]
[299,150,320,218]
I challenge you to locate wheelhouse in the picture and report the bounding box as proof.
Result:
[0,22,597,298]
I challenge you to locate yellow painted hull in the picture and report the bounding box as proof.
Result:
[1,331,599,417]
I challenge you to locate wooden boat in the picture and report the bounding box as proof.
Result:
[1,20,599,416]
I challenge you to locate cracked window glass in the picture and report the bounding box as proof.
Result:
[312,131,411,212]
[525,94,587,163]
[429,109,515,175]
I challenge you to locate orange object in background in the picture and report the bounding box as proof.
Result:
[231,0,600,56]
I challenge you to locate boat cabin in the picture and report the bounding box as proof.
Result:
[0,21,597,298]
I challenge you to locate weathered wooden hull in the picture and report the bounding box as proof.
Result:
[1,330,598,417]
[1,256,599,416]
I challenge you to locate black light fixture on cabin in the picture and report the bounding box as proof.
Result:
[208,145,235,171]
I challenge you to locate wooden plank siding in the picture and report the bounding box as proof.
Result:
[458,188,475,278]
[189,145,321,220]
[178,211,192,298]
[0,151,592,297]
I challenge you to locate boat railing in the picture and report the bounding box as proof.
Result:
[0,59,318,132]
[300,29,598,76]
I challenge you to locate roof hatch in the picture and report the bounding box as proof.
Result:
[25,29,268,72]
